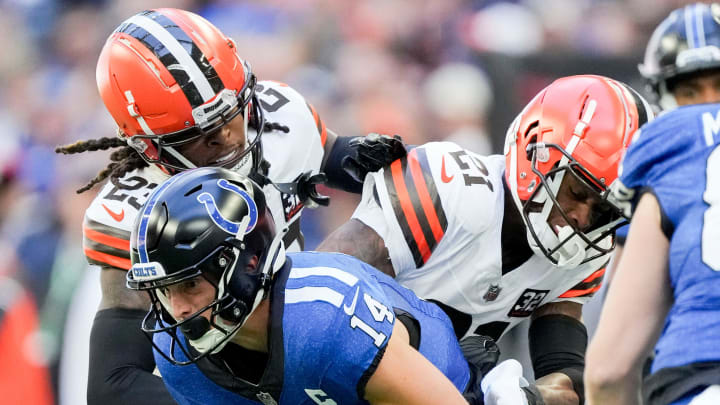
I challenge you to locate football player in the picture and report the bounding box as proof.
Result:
[126,167,495,405]
[611,2,720,281]
[318,75,654,405]
[586,103,720,404]
[54,8,404,405]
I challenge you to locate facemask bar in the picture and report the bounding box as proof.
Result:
[522,142,628,265]
[127,73,266,174]
[129,243,244,366]
[140,285,245,366]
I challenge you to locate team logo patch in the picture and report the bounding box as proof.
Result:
[483,284,502,302]
[281,192,304,222]
[507,288,549,317]
[130,261,166,281]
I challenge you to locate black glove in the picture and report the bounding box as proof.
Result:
[461,335,501,405]
[272,171,330,209]
[341,133,407,183]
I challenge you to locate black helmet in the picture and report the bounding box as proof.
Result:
[127,167,285,365]
[639,3,720,109]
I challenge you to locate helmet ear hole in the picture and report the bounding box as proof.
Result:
[525,133,538,161]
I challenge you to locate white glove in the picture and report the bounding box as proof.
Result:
[481,359,530,405]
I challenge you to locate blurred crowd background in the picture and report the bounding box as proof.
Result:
[0,0,702,404]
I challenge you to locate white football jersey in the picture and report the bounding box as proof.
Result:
[352,141,609,340]
[83,81,326,270]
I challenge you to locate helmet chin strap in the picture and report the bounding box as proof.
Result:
[228,107,255,176]
[553,225,587,268]
[187,315,239,355]
[185,220,288,356]
[526,166,592,268]
[184,215,253,355]
[164,145,198,169]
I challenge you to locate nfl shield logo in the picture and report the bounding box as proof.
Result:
[483,284,502,302]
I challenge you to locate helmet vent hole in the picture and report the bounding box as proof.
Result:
[579,95,590,119]
[184,185,202,197]
[525,124,539,161]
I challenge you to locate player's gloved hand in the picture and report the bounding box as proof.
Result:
[272,171,330,209]
[481,359,530,405]
[461,335,501,405]
[295,171,330,209]
[342,133,407,183]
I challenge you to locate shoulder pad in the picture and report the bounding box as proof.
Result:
[256,81,326,182]
[83,167,166,270]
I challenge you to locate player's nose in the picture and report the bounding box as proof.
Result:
[566,201,592,231]
[169,294,194,321]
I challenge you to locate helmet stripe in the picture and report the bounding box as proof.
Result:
[698,3,707,47]
[685,5,695,48]
[118,11,224,108]
[622,82,654,128]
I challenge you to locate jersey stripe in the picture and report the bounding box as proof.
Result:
[558,267,605,298]
[84,248,132,270]
[290,267,359,286]
[285,286,343,307]
[409,149,447,242]
[306,102,327,147]
[83,226,130,251]
[384,148,448,267]
[388,158,427,266]
[83,218,131,269]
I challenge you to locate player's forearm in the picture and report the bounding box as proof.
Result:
[585,373,642,405]
[535,372,579,405]
[89,269,177,404]
[317,219,396,276]
[88,307,177,405]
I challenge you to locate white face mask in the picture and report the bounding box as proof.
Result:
[229,150,254,177]
[524,177,616,268]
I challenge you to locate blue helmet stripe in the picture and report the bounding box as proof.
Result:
[686,5,696,48]
[695,4,706,48]
[136,172,187,263]
[196,179,258,235]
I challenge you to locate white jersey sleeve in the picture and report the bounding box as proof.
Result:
[256,80,326,183]
[353,141,500,275]
[83,166,169,270]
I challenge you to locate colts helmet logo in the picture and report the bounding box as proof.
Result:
[197,179,258,235]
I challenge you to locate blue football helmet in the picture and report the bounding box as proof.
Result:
[126,167,286,365]
[639,3,720,109]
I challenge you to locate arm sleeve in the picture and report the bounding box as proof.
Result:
[323,136,365,194]
[87,308,176,405]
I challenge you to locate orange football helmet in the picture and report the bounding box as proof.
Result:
[504,75,654,267]
[96,8,265,174]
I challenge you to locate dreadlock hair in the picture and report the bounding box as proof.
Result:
[56,120,289,194]
[55,134,149,194]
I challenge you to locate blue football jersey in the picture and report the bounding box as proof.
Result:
[617,103,720,372]
[154,251,470,404]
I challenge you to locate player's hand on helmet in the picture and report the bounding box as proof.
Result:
[294,171,330,209]
[460,335,501,405]
[342,133,407,183]
[481,359,530,405]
